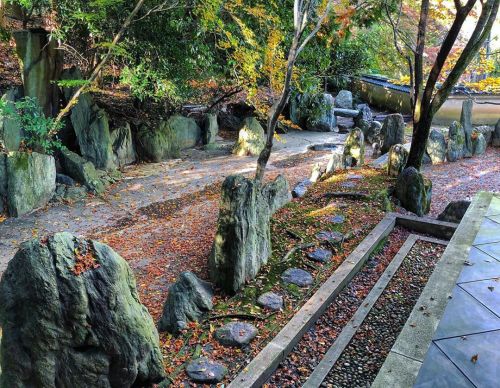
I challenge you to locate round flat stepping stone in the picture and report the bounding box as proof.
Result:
[340,181,357,188]
[347,174,363,180]
[328,215,345,224]
[316,231,344,245]
[257,292,283,311]
[186,357,227,383]
[215,322,258,347]
[281,268,313,287]
[307,248,333,263]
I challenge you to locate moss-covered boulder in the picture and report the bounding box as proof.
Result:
[233,117,266,156]
[305,93,337,132]
[167,115,202,150]
[447,121,465,162]
[59,148,106,194]
[0,232,165,387]
[343,128,365,167]
[387,144,408,177]
[0,87,24,151]
[395,167,432,217]
[0,151,56,217]
[471,130,487,155]
[209,174,291,293]
[426,129,446,164]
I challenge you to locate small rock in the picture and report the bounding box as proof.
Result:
[257,292,283,311]
[282,268,313,287]
[437,200,470,223]
[214,322,258,347]
[307,248,333,263]
[185,357,227,384]
[56,173,76,186]
[329,215,345,224]
[316,231,344,245]
[292,179,312,198]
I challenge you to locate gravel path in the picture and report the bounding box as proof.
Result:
[267,227,410,387]
[323,240,445,387]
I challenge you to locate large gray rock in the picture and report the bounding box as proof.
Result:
[471,130,487,155]
[167,115,202,150]
[203,113,219,145]
[209,174,291,293]
[0,87,24,151]
[0,151,56,217]
[447,121,465,162]
[214,322,258,347]
[395,167,432,217]
[186,357,227,384]
[437,200,470,223]
[158,271,213,334]
[426,129,446,164]
[0,232,165,387]
[380,114,405,154]
[460,99,474,157]
[354,104,373,135]
[111,123,136,167]
[233,117,266,156]
[334,90,353,109]
[59,148,106,194]
[343,128,365,167]
[136,124,176,162]
[387,144,409,177]
[305,93,337,132]
[366,120,382,144]
[493,119,500,147]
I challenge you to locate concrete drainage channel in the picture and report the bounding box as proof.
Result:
[227,213,457,388]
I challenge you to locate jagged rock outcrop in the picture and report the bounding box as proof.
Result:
[380,114,405,154]
[233,117,266,156]
[111,123,136,167]
[59,148,106,194]
[395,167,432,217]
[0,232,165,387]
[0,151,56,216]
[158,271,213,334]
[209,174,291,293]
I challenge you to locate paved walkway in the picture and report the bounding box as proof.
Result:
[415,194,500,387]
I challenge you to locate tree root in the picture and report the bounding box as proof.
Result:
[323,192,369,200]
[280,243,315,263]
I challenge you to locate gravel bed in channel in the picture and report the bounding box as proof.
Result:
[267,227,410,387]
[322,240,445,388]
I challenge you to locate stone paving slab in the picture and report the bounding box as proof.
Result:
[373,192,496,388]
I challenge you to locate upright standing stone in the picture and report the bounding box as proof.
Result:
[447,121,465,162]
[380,114,405,154]
[334,90,353,109]
[0,233,165,387]
[471,130,487,155]
[111,123,136,167]
[460,99,474,157]
[395,167,432,217]
[366,120,382,144]
[13,29,62,117]
[310,162,323,183]
[209,174,291,293]
[492,119,500,147]
[233,117,266,156]
[158,272,213,334]
[343,128,365,167]
[426,129,446,164]
[203,113,219,145]
[326,149,345,174]
[387,144,409,177]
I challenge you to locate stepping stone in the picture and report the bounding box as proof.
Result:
[347,174,363,180]
[328,215,345,224]
[186,357,227,384]
[316,231,344,245]
[307,248,333,263]
[282,268,313,287]
[340,181,357,188]
[214,322,258,347]
[257,292,283,311]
